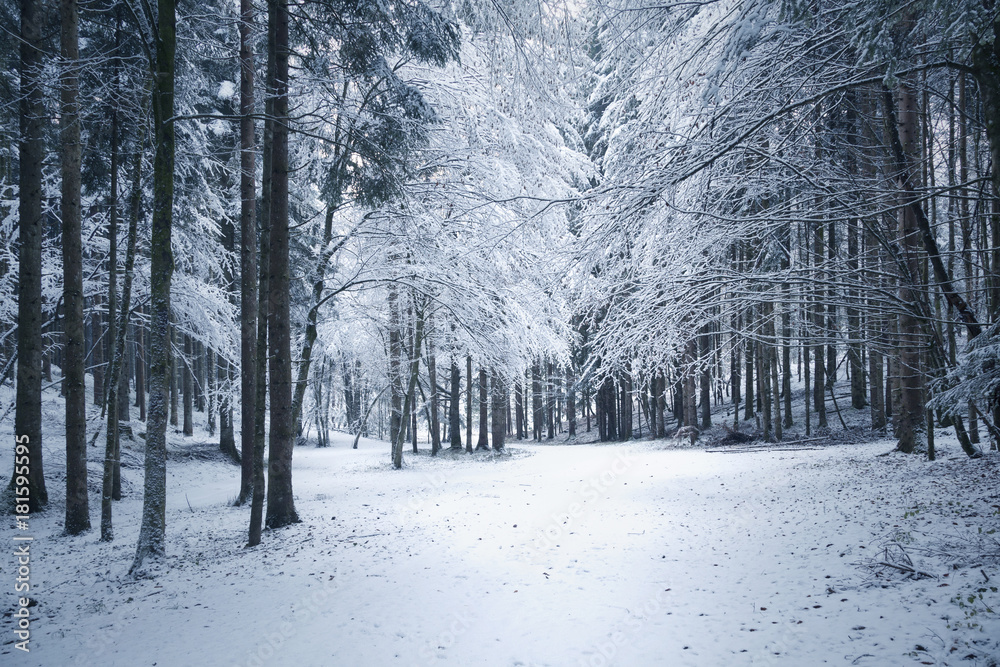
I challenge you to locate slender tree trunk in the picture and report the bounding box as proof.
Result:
[237,0,257,503]
[476,366,490,450]
[388,285,403,448]
[743,334,754,421]
[249,0,274,546]
[449,359,462,449]
[207,348,215,435]
[265,0,298,528]
[169,325,178,427]
[392,307,424,468]
[684,339,698,430]
[699,329,711,429]
[465,354,473,452]
[101,81,139,539]
[132,0,176,572]
[93,298,105,406]
[62,0,89,534]
[14,0,48,511]
[514,374,524,439]
[428,324,440,455]
[888,81,926,453]
[545,362,554,439]
[813,219,827,428]
[182,334,193,436]
[566,365,576,437]
[532,361,542,441]
[491,369,505,451]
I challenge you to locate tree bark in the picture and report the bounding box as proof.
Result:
[887,82,926,453]
[237,0,257,503]
[449,359,462,449]
[491,369,505,451]
[265,0,298,528]
[62,0,89,535]
[101,77,139,539]
[14,0,49,511]
[132,0,176,572]
[392,306,424,468]
[476,366,490,450]
[428,324,440,455]
[182,334,193,436]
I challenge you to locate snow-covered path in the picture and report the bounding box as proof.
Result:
[5,435,1000,666]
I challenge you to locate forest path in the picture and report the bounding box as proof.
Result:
[8,435,999,666]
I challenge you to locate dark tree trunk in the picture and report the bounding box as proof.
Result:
[476,366,490,450]
[684,340,697,430]
[265,0,298,528]
[449,360,462,449]
[546,362,555,440]
[62,0,89,535]
[813,219,827,428]
[491,369,505,451]
[392,305,424,467]
[92,298,104,407]
[248,10,273,544]
[699,329,711,429]
[169,325,178,427]
[655,371,666,437]
[531,361,542,441]
[182,334,194,436]
[101,60,139,537]
[428,327,440,455]
[131,0,175,572]
[566,365,576,437]
[14,0,48,511]
[237,0,257,504]
[514,373,524,439]
[465,355,473,452]
[388,285,403,448]
[888,81,926,453]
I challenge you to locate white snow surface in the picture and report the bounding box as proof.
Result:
[3,392,1000,666]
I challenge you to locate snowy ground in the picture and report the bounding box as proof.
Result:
[3,385,1000,666]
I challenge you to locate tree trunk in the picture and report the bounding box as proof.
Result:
[428,325,440,455]
[684,340,698,431]
[514,373,524,439]
[531,361,542,441]
[392,306,424,468]
[465,354,473,452]
[265,0,298,529]
[236,0,257,503]
[388,285,404,448]
[699,329,711,429]
[132,0,176,572]
[14,0,48,511]
[888,81,926,453]
[248,11,273,542]
[449,359,462,449]
[476,366,490,450]
[101,74,139,538]
[566,365,576,437]
[491,369,505,451]
[169,325,178,427]
[62,0,89,535]
[182,334,194,436]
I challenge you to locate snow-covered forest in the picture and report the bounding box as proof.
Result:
[3,0,1000,664]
